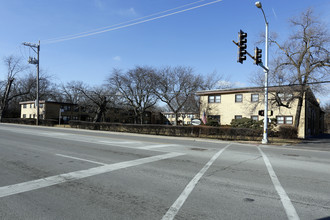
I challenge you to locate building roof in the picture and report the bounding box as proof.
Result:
[162,112,199,114]
[196,85,306,96]
[19,100,77,105]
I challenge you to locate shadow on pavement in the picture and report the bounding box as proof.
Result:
[302,133,330,143]
[294,133,330,151]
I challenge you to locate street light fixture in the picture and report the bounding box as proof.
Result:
[255,1,269,144]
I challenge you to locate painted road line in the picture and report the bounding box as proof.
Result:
[0,127,175,152]
[41,132,69,136]
[0,152,184,198]
[98,140,140,145]
[258,147,300,220]
[0,127,67,137]
[162,144,231,220]
[137,144,180,150]
[56,154,108,165]
[0,127,136,147]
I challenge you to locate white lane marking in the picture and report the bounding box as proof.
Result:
[43,133,69,136]
[0,152,184,198]
[1,126,183,152]
[98,141,180,151]
[162,144,231,220]
[137,144,179,150]
[98,141,139,145]
[0,128,63,137]
[55,154,108,166]
[258,147,300,220]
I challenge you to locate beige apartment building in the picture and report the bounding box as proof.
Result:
[20,100,167,124]
[162,112,199,125]
[197,86,324,139]
[19,101,84,123]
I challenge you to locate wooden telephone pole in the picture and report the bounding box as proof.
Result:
[23,41,40,125]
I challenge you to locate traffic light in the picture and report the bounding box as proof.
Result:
[258,110,264,116]
[258,110,273,116]
[237,30,247,64]
[254,47,262,65]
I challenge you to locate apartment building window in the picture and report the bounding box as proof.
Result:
[278,93,293,101]
[235,115,242,120]
[208,115,220,124]
[63,116,71,122]
[30,104,33,108]
[276,116,293,124]
[251,94,259,102]
[235,94,243,103]
[215,95,221,103]
[62,105,71,111]
[208,96,214,103]
[29,114,32,118]
[251,116,258,121]
[187,114,194,119]
[286,93,293,100]
[208,95,221,103]
[39,104,43,108]
[23,114,26,118]
[23,104,27,109]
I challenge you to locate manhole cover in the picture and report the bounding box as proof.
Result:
[190,148,207,151]
[283,154,299,157]
[243,198,255,202]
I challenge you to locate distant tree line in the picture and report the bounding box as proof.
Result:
[0,58,225,125]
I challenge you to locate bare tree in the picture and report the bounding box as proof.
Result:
[108,66,158,124]
[185,70,229,114]
[272,9,329,128]
[0,56,29,121]
[251,9,329,128]
[71,83,115,123]
[152,66,201,125]
[60,81,87,104]
[19,71,61,102]
[200,70,231,90]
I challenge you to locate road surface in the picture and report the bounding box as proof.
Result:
[0,123,329,220]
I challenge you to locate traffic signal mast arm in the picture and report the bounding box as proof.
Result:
[232,40,268,72]
[255,61,268,72]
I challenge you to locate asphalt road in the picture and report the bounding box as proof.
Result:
[0,123,329,220]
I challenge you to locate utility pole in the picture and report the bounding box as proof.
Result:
[23,41,40,125]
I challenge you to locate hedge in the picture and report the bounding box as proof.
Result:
[69,120,265,141]
[1,118,58,126]
[278,125,298,139]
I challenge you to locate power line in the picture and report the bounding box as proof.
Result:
[43,0,223,44]
[43,0,207,43]
[270,81,330,87]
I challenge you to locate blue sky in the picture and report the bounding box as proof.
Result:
[0,0,329,103]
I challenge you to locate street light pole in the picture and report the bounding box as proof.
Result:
[255,1,269,144]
